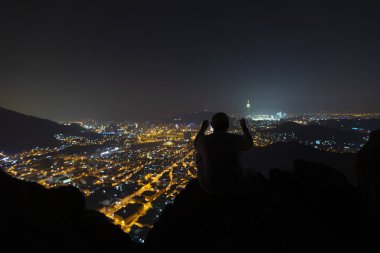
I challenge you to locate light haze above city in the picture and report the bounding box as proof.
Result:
[1,1,380,121]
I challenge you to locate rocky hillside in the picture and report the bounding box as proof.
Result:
[0,107,98,154]
[0,170,137,252]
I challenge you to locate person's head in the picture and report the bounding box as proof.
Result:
[211,112,229,132]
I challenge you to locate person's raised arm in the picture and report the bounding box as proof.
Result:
[194,120,209,149]
[240,118,253,149]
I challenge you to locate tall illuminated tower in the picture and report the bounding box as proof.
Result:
[246,100,251,118]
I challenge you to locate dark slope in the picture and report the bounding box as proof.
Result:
[242,142,357,185]
[0,107,96,154]
[0,169,137,252]
[357,129,380,227]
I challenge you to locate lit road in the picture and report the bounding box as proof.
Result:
[99,148,195,233]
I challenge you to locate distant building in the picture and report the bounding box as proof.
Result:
[246,100,252,118]
[276,112,287,119]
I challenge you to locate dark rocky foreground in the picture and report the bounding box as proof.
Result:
[1,131,379,252]
[0,170,137,252]
[145,162,361,252]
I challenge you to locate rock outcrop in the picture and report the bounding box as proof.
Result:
[0,170,137,252]
[357,129,380,229]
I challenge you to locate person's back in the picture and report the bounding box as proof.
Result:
[194,112,253,196]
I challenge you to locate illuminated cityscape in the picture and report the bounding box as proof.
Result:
[0,109,377,241]
[1,2,379,251]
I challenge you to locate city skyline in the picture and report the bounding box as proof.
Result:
[2,102,380,123]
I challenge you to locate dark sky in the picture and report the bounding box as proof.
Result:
[1,1,380,121]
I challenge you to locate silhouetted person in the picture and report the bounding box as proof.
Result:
[194,112,254,196]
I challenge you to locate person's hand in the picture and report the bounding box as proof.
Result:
[200,120,209,132]
[240,118,248,132]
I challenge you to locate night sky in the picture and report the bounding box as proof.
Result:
[1,1,380,121]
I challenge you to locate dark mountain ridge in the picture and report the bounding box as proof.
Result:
[0,107,97,154]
